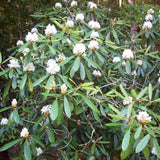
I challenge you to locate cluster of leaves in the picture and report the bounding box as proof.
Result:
[0,0,160,160]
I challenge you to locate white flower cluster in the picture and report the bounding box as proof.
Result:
[73,43,86,56]
[22,48,30,56]
[76,13,84,22]
[45,24,57,36]
[11,99,17,108]
[88,40,99,50]
[113,57,121,63]
[88,20,101,30]
[25,32,38,43]
[158,77,160,85]
[122,49,134,60]
[90,31,99,39]
[31,28,38,33]
[55,2,62,8]
[71,0,77,7]
[88,2,97,9]
[41,104,52,117]
[46,59,60,75]
[137,60,143,66]
[61,84,68,95]
[20,127,29,138]
[123,96,133,105]
[8,59,20,69]
[122,61,126,66]
[66,20,74,28]
[132,70,137,76]
[0,118,8,125]
[16,40,24,46]
[137,111,151,124]
[92,70,101,78]
[36,147,43,156]
[23,63,35,72]
[142,9,154,30]
[151,147,156,155]
[56,54,66,63]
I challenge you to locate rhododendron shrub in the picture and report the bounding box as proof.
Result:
[0,1,160,159]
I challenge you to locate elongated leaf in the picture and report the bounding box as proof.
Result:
[18,42,29,52]
[59,55,74,66]
[19,73,27,90]
[125,61,131,74]
[83,57,100,69]
[105,122,126,127]
[31,74,49,87]
[49,45,56,55]
[13,109,20,124]
[131,89,137,98]
[108,104,124,117]
[136,134,150,153]
[122,130,130,151]
[127,104,133,118]
[0,52,2,63]
[143,146,150,160]
[3,79,11,98]
[50,100,58,121]
[112,89,125,99]
[134,126,142,139]
[136,87,148,100]
[80,63,85,80]
[0,139,22,151]
[148,83,152,100]
[70,57,80,77]
[153,98,160,102]
[24,140,31,160]
[120,84,128,98]
[0,107,10,113]
[153,138,160,158]
[47,127,55,144]
[64,96,71,118]
[108,114,124,120]
[30,135,45,148]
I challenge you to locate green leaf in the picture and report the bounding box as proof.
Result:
[50,100,58,121]
[136,134,150,153]
[64,96,71,118]
[0,107,10,113]
[49,45,56,55]
[136,87,148,100]
[3,79,11,98]
[18,42,29,52]
[134,126,142,139]
[127,104,133,119]
[122,130,130,151]
[108,104,124,117]
[12,109,20,124]
[12,75,17,89]
[19,73,27,90]
[0,52,2,63]
[31,74,49,87]
[153,138,160,158]
[143,146,150,160]
[47,127,55,144]
[148,83,152,100]
[0,139,22,151]
[112,89,125,99]
[108,114,124,120]
[144,125,155,137]
[83,57,100,69]
[95,51,104,63]
[30,135,45,148]
[59,55,74,66]
[120,84,128,98]
[24,140,31,160]
[105,122,126,127]
[153,98,160,102]
[70,56,80,77]
[125,61,131,74]
[131,89,137,98]
[80,63,85,80]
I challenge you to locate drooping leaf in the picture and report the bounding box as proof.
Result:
[153,138,160,158]
[64,96,71,118]
[24,140,31,160]
[50,100,58,121]
[122,130,130,151]
[19,73,27,90]
[47,127,55,144]
[134,126,142,139]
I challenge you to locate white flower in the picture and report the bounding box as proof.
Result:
[56,54,66,63]
[92,70,101,78]
[142,21,152,30]
[25,32,38,43]
[55,2,62,8]
[71,0,77,7]
[76,13,84,22]
[137,111,151,124]
[0,118,8,125]
[113,57,121,63]
[145,14,153,21]
[23,63,35,72]
[20,127,29,138]
[16,40,24,46]
[90,31,99,39]
[11,99,17,108]
[158,77,160,85]
[66,38,72,45]
[132,70,137,76]
[137,60,143,66]
[123,96,133,105]
[147,9,154,15]
[41,105,52,117]
[45,24,57,36]
[46,59,60,75]
[88,21,100,30]
[88,40,99,50]
[8,59,21,69]
[61,84,68,95]
[73,43,86,56]
[31,28,38,33]
[152,147,157,155]
[88,2,97,9]
[122,61,126,66]
[122,49,134,60]
[66,20,74,28]
[22,48,30,56]
[36,147,43,156]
